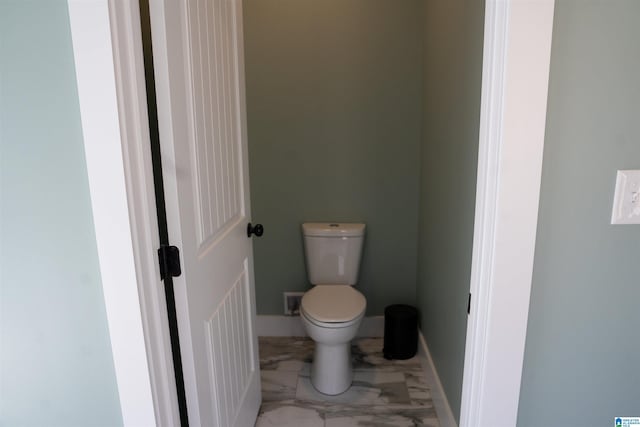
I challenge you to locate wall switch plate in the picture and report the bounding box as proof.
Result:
[611,170,640,224]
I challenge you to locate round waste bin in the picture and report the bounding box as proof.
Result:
[383,304,418,360]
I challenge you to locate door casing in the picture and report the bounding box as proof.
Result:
[460,1,555,426]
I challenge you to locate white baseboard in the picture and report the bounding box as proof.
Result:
[256,315,384,337]
[418,331,457,427]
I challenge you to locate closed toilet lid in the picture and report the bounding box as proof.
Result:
[301,285,366,323]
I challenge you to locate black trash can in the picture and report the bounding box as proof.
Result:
[383,304,418,360]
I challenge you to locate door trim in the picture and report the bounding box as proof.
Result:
[67,1,181,425]
[460,1,555,425]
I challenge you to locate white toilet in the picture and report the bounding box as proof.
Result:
[300,222,367,395]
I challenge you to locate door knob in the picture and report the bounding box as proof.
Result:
[247,223,264,238]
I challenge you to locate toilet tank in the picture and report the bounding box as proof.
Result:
[302,223,365,285]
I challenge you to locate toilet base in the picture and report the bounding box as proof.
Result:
[300,308,364,396]
[311,342,353,395]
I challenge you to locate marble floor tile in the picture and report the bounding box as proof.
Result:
[259,337,314,371]
[352,338,422,372]
[404,371,433,405]
[261,370,298,401]
[256,337,441,427]
[258,398,440,427]
[255,405,324,427]
[296,371,409,405]
[325,411,440,427]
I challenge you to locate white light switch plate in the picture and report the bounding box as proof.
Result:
[611,170,640,224]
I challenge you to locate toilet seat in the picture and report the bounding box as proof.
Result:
[301,309,364,329]
[301,285,366,326]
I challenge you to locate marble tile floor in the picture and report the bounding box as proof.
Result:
[256,337,441,427]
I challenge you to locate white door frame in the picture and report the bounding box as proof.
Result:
[67,0,554,425]
[460,1,555,426]
[68,0,180,425]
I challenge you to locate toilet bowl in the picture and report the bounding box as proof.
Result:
[300,285,366,395]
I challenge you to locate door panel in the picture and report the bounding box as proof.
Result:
[187,0,243,244]
[205,264,255,426]
[149,0,260,425]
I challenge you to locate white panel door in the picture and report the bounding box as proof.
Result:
[148,0,261,425]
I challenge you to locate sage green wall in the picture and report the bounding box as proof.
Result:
[518,1,640,425]
[0,2,123,425]
[416,0,484,421]
[243,0,423,315]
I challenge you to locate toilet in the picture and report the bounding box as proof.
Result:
[300,222,367,395]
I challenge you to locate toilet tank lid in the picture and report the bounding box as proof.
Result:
[302,222,365,237]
